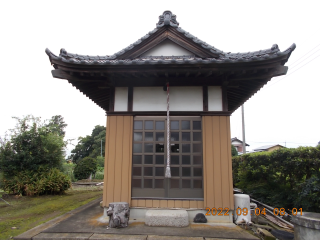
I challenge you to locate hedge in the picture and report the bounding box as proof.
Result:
[232,146,320,212]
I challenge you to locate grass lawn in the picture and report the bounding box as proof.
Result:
[0,187,102,240]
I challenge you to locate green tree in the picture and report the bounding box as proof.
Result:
[46,115,67,137]
[0,115,66,177]
[74,157,98,180]
[69,135,93,164]
[96,156,105,168]
[90,126,106,159]
[70,125,105,164]
[231,145,238,156]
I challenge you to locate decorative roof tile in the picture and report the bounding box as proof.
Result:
[156,11,179,28]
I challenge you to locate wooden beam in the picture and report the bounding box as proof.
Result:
[55,63,281,75]
[204,71,212,77]
[272,66,288,77]
[128,86,133,112]
[203,86,208,112]
[195,72,201,78]
[132,73,140,78]
[222,81,228,111]
[119,73,128,78]
[51,69,69,80]
[52,69,107,83]
[118,29,168,59]
[93,95,109,101]
[109,87,115,112]
[229,66,288,81]
[106,111,232,116]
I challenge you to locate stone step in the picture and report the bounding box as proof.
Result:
[145,210,189,227]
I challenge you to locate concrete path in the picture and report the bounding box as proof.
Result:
[15,198,258,240]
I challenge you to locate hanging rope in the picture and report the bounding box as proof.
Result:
[165,82,171,178]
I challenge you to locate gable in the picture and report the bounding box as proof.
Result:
[141,39,194,57]
[115,25,220,60]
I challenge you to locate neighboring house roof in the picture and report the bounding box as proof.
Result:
[231,137,250,146]
[253,144,284,151]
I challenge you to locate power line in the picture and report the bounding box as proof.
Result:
[289,43,320,68]
[250,142,316,145]
[290,48,320,69]
[262,43,320,89]
[265,53,320,89]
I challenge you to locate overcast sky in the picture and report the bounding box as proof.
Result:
[1,0,319,154]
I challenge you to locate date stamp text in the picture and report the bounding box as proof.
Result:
[205,207,303,216]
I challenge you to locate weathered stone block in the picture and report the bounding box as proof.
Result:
[107,202,130,228]
[145,210,189,227]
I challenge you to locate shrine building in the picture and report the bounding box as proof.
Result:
[46,11,295,222]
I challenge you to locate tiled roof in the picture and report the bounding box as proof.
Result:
[253,145,284,151]
[46,43,295,66]
[231,137,250,146]
[45,11,295,65]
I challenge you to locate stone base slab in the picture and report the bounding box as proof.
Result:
[90,234,147,240]
[145,210,189,227]
[33,233,93,239]
[148,235,202,240]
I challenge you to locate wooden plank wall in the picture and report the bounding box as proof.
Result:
[202,116,234,209]
[131,200,204,209]
[102,115,233,210]
[102,116,133,207]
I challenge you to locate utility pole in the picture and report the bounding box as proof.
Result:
[241,105,246,154]
[101,139,102,157]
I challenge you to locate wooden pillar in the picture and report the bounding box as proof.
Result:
[103,116,133,207]
[202,116,234,209]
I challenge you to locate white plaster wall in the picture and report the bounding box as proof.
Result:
[208,86,222,111]
[132,86,203,111]
[141,39,193,56]
[133,87,167,111]
[170,87,203,111]
[114,87,128,111]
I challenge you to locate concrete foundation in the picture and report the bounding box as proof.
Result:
[292,212,320,240]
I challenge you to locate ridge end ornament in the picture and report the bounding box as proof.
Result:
[157,11,179,28]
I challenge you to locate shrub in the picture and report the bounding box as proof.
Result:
[94,166,104,180]
[94,172,104,180]
[3,167,71,196]
[62,162,76,182]
[96,156,105,167]
[232,146,320,212]
[74,157,98,180]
